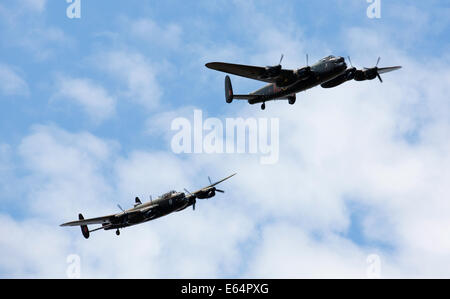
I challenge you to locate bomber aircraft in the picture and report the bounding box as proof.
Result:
[206,55,401,110]
[60,174,236,239]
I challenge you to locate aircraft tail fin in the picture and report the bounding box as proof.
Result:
[78,213,90,239]
[225,75,233,103]
[225,75,262,103]
[135,197,142,205]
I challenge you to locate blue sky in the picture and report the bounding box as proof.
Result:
[0,0,449,278]
[1,0,448,146]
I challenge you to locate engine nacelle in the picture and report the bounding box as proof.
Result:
[321,68,356,88]
[288,95,296,105]
[196,189,216,199]
[261,65,282,79]
[321,74,348,88]
[354,68,378,81]
[363,68,378,80]
[295,66,312,78]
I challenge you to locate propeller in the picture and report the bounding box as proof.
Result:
[184,174,235,208]
[279,54,284,66]
[184,188,196,211]
[347,56,353,68]
[306,54,309,67]
[117,204,125,213]
[348,56,401,82]
[344,56,358,80]
[208,176,225,193]
[364,57,383,83]
[263,54,284,78]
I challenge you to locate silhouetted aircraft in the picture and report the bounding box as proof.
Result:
[206,55,401,110]
[60,174,236,239]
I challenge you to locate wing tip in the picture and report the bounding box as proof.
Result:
[223,172,237,181]
[205,62,223,70]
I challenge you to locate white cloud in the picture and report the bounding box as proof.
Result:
[20,0,47,14]
[0,144,14,200]
[55,76,116,123]
[2,1,450,279]
[1,125,254,278]
[0,64,29,96]
[18,125,118,220]
[94,51,162,110]
[4,58,450,277]
[150,2,450,277]
[0,0,47,18]
[128,18,183,49]
[0,214,70,278]
[245,223,371,278]
[145,105,200,138]
[114,151,196,200]
[18,26,74,61]
[0,1,71,61]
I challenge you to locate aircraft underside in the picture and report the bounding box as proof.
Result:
[207,55,401,110]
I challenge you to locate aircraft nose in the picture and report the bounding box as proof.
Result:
[336,61,347,70]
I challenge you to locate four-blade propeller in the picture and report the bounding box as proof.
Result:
[208,176,225,193]
[184,188,196,211]
[264,54,284,78]
[348,56,401,83]
[184,174,232,211]
[364,57,384,83]
[279,54,284,66]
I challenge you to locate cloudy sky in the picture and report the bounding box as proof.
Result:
[0,0,449,278]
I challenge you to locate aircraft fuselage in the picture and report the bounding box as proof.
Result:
[248,56,347,104]
[103,191,195,231]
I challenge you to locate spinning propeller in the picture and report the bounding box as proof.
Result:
[364,57,384,83]
[348,56,402,82]
[278,54,284,66]
[264,54,284,78]
[184,174,234,210]
[208,176,225,193]
[184,188,196,211]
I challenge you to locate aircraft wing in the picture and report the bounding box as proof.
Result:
[206,62,296,84]
[233,94,261,100]
[377,66,402,74]
[60,203,160,227]
[191,173,236,195]
[60,214,117,227]
[133,204,159,214]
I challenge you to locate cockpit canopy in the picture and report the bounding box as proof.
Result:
[161,190,177,199]
[320,55,337,62]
